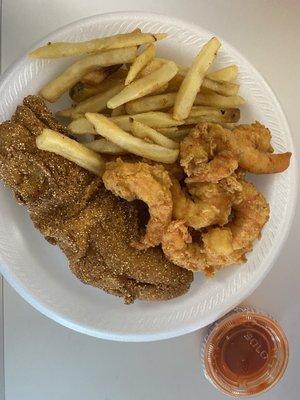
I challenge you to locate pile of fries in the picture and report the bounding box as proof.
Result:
[30,28,245,174]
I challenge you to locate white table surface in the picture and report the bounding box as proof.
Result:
[1,1,300,399]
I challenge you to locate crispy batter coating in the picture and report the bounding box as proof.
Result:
[181,122,291,183]
[161,180,269,274]
[171,175,242,229]
[0,95,193,303]
[103,159,173,249]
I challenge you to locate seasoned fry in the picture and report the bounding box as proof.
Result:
[68,118,96,134]
[110,111,184,131]
[30,31,167,59]
[36,128,105,175]
[81,65,120,86]
[85,138,126,154]
[206,65,238,81]
[202,78,239,96]
[57,83,124,118]
[125,44,156,85]
[107,61,178,109]
[194,92,245,108]
[184,106,240,125]
[130,119,179,149]
[40,47,137,102]
[173,37,221,120]
[125,92,176,114]
[86,113,179,163]
[111,104,126,116]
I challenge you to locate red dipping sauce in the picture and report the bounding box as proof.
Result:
[203,308,288,397]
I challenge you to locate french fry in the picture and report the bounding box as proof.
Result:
[57,109,84,119]
[36,128,105,176]
[168,73,239,97]
[57,83,124,118]
[68,118,96,134]
[125,44,156,85]
[167,74,185,92]
[125,92,176,114]
[107,61,178,109]
[69,82,100,103]
[138,57,168,77]
[157,127,179,134]
[111,104,126,116]
[184,106,240,124]
[206,65,238,81]
[29,31,167,59]
[81,65,120,86]
[130,119,179,149]
[159,126,193,141]
[125,90,244,114]
[173,37,221,120]
[110,111,184,131]
[86,113,178,163]
[202,78,239,96]
[85,138,126,154]
[150,83,169,95]
[194,92,245,107]
[40,47,137,102]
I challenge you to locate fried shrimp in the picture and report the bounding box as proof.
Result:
[102,158,173,249]
[180,122,291,183]
[171,175,242,229]
[162,180,270,274]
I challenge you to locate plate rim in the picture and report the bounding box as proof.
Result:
[0,11,298,342]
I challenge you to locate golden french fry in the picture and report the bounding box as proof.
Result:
[206,65,238,81]
[125,90,244,115]
[68,118,96,134]
[194,92,245,107]
[107,61,178,109]
[57,109,84,119]
[81,65,120,86]
[138,57,168,77]
[130,119,179,149]
[125,44,156,85]
[157,126,179,134]
[173,37,221,120]
[69,82,100,103]
[150,83,169,95]
[36,128,105,176]
[86,113,178,163]
[57,83,124,118]
[202,78,239,96]
[125,92,176,114]
[40,47,137,102]
[30,31,167,59]
[85,138,126,154]
[110,111,184,131]
[158,126,193,141]
[167,74,185,92]
[168,73,239,97]
[184,106,240,124]
[111,104,126,116]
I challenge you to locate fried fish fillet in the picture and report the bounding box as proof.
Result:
[0,95,193,303]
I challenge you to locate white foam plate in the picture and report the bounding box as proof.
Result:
[0,12,297,342]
